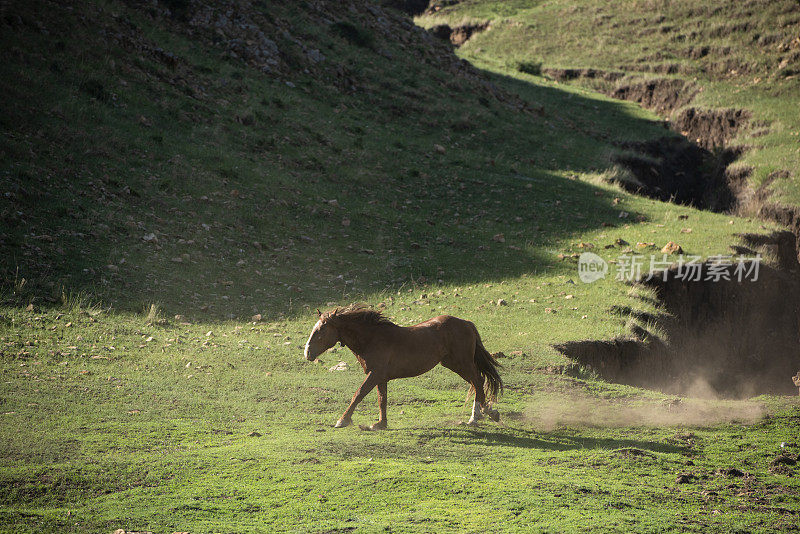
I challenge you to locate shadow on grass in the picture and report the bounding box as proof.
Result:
[423,427,688,454]
[0,1,669,320]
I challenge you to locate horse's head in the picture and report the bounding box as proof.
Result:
[304,310,339,361]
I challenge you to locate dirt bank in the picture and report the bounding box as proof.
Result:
[610,78,698,115]
[429,21,489,46]
[557,232,800,398]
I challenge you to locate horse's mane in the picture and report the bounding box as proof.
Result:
[322,304,396,327]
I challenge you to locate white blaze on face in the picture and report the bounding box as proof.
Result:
[304,319,323,360]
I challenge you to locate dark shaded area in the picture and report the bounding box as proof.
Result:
[420,428,689,454]
[557,231,800,398]
[759,203,800,255]
[383,0,431,16]
[602,77,753,214]
[611,137,743,212]
[596,74,752,212]
[600,76,754,214]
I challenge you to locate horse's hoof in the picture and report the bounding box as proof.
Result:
[466,418,480,426]
[334,418,351,428]
[370,421,387,431]
[487,410,500,422]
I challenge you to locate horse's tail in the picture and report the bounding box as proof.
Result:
[471,325,503,403]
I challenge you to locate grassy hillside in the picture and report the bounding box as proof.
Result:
[418,0,800,207]
[1,0,799,532]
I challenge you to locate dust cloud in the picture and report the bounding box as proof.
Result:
[525,386,766,431]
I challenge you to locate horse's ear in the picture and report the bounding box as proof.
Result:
[316,308,322,317]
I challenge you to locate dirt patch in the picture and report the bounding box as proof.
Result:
[429,22,489,46]
[556,232,800,398]
[611,137,743,212]
[610,78,697,115]
[672,107,751,149]
[623,63,696,76]
[759,203,800,235]
[542,67,624,83]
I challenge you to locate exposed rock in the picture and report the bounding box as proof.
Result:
[661,241,683,255]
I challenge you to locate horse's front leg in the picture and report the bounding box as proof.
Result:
[335,371,379,428]
[369,381,388,430]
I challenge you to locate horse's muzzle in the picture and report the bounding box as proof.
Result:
[304,345,317,361]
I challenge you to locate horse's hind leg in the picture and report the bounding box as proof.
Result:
[443,359,498,425]
[467,376,487,425]
[443,358,487,425]
[442,350,499,425]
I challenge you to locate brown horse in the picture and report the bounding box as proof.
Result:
[304,305,502,429]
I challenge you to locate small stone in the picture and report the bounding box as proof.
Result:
[248,431,261,437]
[497,298,507,306]
[251,314,262,322]
[493,233,505,243]
[434,144,446,154]
[307,48,325,63]
[661,241,683,255]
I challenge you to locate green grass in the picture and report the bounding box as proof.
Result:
[1,0,799,532]
[2,304,799,532]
